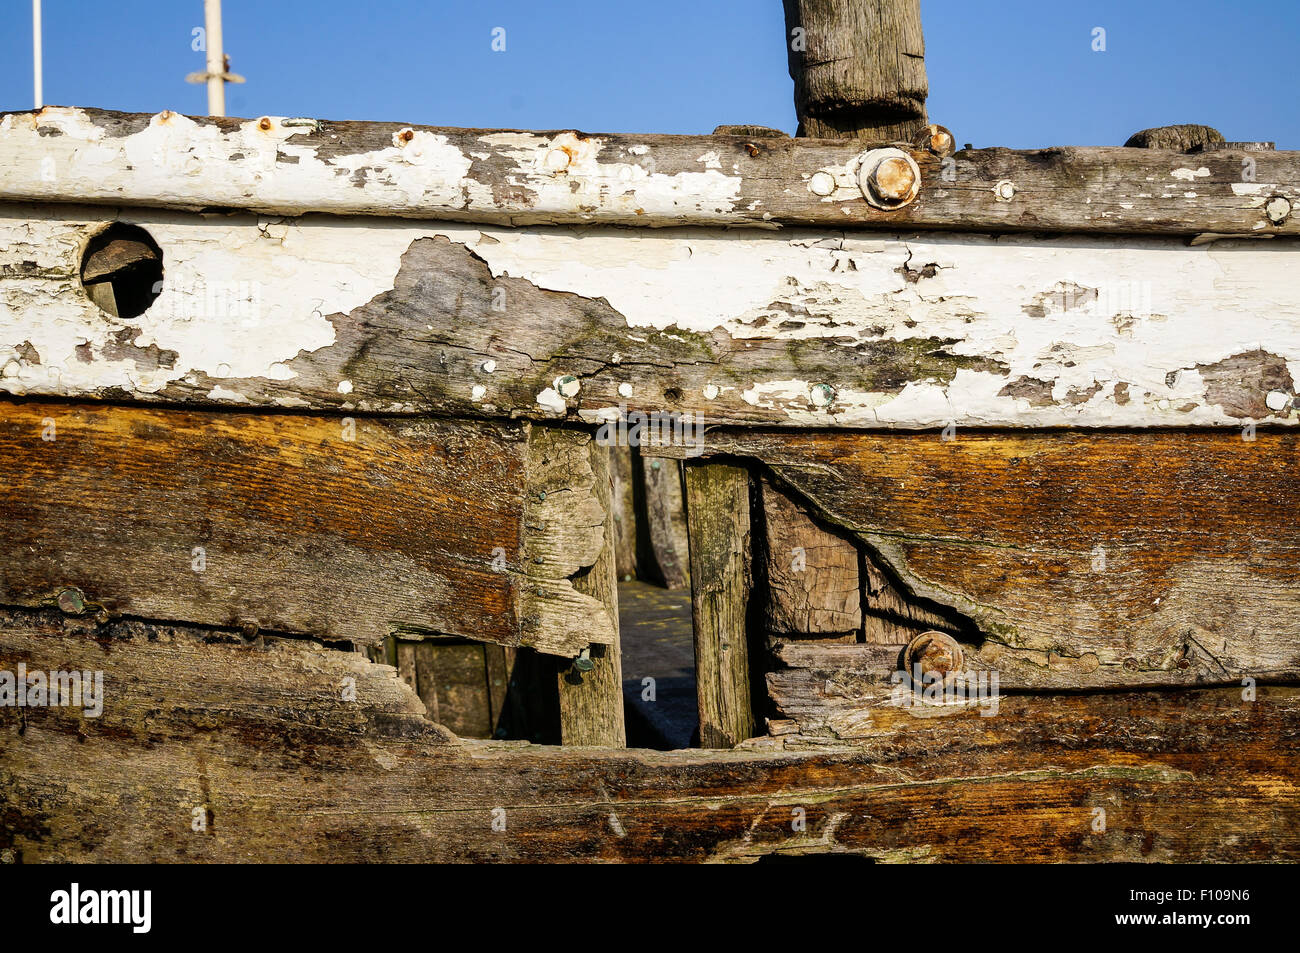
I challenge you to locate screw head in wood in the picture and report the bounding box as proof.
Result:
[810,382,836,407]
[994,179,1017,202]
[903,630,965,689]
[56,587,86,615]
[573,648,595,673]
[553,375,581,398]
[1265,195,1291,225]
[857,148,921,210]
[809,170,836,197]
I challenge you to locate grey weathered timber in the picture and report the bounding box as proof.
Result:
[10,211,1298,431]
[556,436,627,747]
[3,606,1298,861]
[3,107,1297,236]
[643,458,691,591]
[783,0,928,141]
[684,462,757,748]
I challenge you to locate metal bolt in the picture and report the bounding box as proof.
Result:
[994,179,1016,202]
[396,127,415,145]
[857,148,921,210]
[903,630,965,689]
[543,148,571,172]
[810,382,836,407]
[1265,195,1291,225]
[573,648,595,673]
[809,170,836,197]
[553,375,581,398]
[913,123,956,158]
[56,587,85,615]
[257,116,273,132]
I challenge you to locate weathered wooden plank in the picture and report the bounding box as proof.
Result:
[556,434,626,747]
[609,446,639,581]
[0,401,614,656]
[5,207,1298,429]
[4,107,1296,236]
[653,429,1300,690]
[760,478,861,640]
[2,607,1296,862]
[783,0,928,141]
[643,458,691,591]
[684,463,756,748]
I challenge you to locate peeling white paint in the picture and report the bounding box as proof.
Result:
[3,202,1298,429]
[1171,167,1211,181]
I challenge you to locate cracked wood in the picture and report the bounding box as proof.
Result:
[3,107,1296,237]
[4,209,1299,429]
[0,402,614,656]
[2,607,1296,861]
[652,429,1300,691]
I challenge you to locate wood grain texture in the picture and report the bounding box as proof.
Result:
[7,210,1300,431]
[760,478,861,639]
[556,437,626,747]
[0,402,614,656]
[3,107,1297,236]
[684,463,756,748]
[643,458,691,591]
[783,0,928,141]
[2,607,1296,862]
[654,429,1300,691]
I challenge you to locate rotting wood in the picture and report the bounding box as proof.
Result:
[650,429,1300,691]
[609,446,639,581]
[783,0,928,141]
[556,436,626,747]
[2,606,1296,862]
[643,458,691,591]
[684,462,756,748]
[3,107,1298,236]
[760,477,860,641]
[0,400,614,657]
[6,209,1299,430]
[861,556,958,644]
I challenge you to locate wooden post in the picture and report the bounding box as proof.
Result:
[684,462,756,748]
[556,441,626,747]
[643,457,691,590]
[782,0,929,141]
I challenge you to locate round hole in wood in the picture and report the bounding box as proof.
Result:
[79,223,164,319]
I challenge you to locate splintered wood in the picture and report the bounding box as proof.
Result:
[0,403,614,657]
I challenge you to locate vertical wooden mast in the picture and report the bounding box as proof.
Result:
[783,0,929,141]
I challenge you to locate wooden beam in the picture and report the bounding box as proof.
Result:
[0,401,615,656]
[684,462,756,747]
[3,107,1297,236]
[555,436,626,747]
[6,210,1299,431]
[783,0,928,141]
[656,429,1300,691]
[3,606,1297,861]
[760,478,861,641]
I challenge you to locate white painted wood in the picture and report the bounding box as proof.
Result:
[1,203,1297,428]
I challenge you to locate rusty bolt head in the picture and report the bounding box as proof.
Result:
[903,630,965,688]
[994,179,1017,202]
[257,117,273,132]
[396,127,415,145]
[857,148,921,210]
[1265,195,1292,225]
[554,375,581,398]
[745,142,761,158]
[56,587,86,615]
[913,123,956,158]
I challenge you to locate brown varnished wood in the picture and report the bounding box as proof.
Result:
[653,429,1300,689]
[0,402,614,656]
[1,607,1296,862]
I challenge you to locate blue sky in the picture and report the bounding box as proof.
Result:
[3,1,1296,148]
